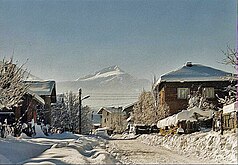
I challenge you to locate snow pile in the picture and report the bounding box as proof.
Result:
[0,137,51,164]
[138,131,237,164]
[24,134,120,164]
[111,133,140,140]
[0,132,120,164]
[157,106,213,128]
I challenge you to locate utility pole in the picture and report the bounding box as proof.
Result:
[78,88,82,134]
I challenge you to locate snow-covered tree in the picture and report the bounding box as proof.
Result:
[133,91,160,125]
[51,91,92,134]
[217,45,237,106]
[0,58,28,110]
[157,103,170,120]
[188,86,215,110]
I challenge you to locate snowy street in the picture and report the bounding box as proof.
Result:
[0,130,237,164]
[0,133,205,164]
[106,138,204,164]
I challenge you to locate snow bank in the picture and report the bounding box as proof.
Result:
[157,106,213,128]
[22,133,120,164]
[0,131,120,164]
[138,131,237,164]
[0,138,51,164]
[111,133,140,140]
[48,132,79,139]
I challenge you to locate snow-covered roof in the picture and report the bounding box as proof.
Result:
[122,102,137,112]
[155,62,232,88]
[27,91,45,105]
[223,102,238,114]
[97,107,122,114]
[157,106,214,128]
[24,80,56,96]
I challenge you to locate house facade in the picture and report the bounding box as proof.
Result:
[153,62,233,117]
[97,107,126,133]
[14,92,45,124]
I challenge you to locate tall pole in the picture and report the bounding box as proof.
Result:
[78,88,82,134]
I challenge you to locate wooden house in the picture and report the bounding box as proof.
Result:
[0,92,45,126]
[97,107,126,133]
[153,62,233,117]
[122,102,136,132]
[14,92,45,124]
[122,102,136,120]
[24,80,57,124]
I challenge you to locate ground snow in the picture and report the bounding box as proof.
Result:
[34,124,47,138]
[138,131,237,164]
[0,132,120,164]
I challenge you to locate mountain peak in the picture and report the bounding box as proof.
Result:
[97,65,124,74]
[76,65,125,81]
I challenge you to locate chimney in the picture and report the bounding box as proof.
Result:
[185,61,192,67]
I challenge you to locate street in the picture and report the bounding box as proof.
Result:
[107,138,205,164]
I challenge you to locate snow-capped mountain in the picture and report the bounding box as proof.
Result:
[76,65,126,82]
[57,65,150,93]
[57,66,151,108]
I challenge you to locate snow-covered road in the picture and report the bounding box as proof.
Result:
[0,131,236,164]
[107,138,204,164]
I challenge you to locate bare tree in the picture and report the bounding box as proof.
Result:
[220,45,237,69]
[0,58,28,110]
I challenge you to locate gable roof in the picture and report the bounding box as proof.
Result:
[97,107,122,114]
[27,91,45,105]
[122,102,137,112]
[155,62,232,87]
[24,80,56,96]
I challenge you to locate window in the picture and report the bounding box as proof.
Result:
[177,88,190,99]
[203,88,214,98]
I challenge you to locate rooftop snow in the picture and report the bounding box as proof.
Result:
[157,106,214,128]
[223,101,238,114]
[97,107,122,114]
[24,81,56,96]
[155,63,232,86]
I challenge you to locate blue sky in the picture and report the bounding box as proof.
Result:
[0,0,236,82]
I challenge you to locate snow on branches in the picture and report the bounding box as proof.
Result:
[133,91,162,125]
[0,58,29,110]
[51,91,92,134]
[217,45,237,106]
